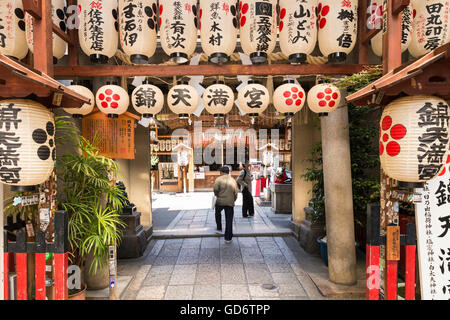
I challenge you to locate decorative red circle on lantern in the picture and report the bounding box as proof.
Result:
[242,3,248,14]
[240,16,246,27]
[386,141,401,157]
[105,89,113,95]
[159,5,163,14]
[280,8,286,19]
[319,18,326,29]
[325,95,331,101]
[292,87,298,93]
[390,124,407,140]
[383,133,389,142]
[296,100,302,106]
[113,94,120,101]
[106,97,112,102]
[99,93,105,100]
[111,102,118,109]
[292,94,297,99]
[319,100,326,107]
[381,116,392,131]
[413,9,416,19]
[325,88,332,94]
[379,142,384,155]
[279,21,284,31]
[199,9,202,18]
[299,92,304,98]
[317,92,325,99]
[318,3,322,13]
[286,99,293,106]
[332,92,338,99]
[321,5,330,16]
[283,91,291,97]
[329,101,335,107]
[101,101,108,108]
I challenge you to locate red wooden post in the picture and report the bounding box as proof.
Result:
[404,223,416,300]
[15,253,27,300]
[35,253,46,300]
[366,204,381,300]
[3,253,9,300]
[386,260,398,300]
[54,253,68,300]
[255,179,261,197]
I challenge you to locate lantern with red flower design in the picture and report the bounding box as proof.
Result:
[306,83,341,115]
[96,83,130,118]
[273,80,306,117]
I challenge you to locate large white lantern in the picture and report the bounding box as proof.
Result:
[25,0,68,63]
[279,0,318,64]
[380,95,450,183]
[203,81,234,117]
[237,81,269,116]
[200,0,238,64]
[0,0,28,60]
[0,100,55,191]
[131,80,164,117]
[159,0,198,64]
[167,81,199,118]
[317,0,358,63]
[409,0,450,58]
[63,84,95,118]
[119,0,158,64]
[79,0,119,64]
[239,0,277,64]
[273,80,306,116]
[96,83,129,118]
[306,83,341,114]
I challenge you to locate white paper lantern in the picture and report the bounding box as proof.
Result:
[0,0,28,60]
[63,84,95,118]
[119,0,158,64]
[409,0,450,58]
[200,0,238,64]
[273,80,306,116]
[239,0,277,64]
[167,82,199,118]
[159,0,198,64]
[380,95,450,183]
[307,83,341,114]
[203,82,234,117]
[0,99,55,190]
[237,81,269,116]
[79,0,119,63]
[96,84,129,118]
[317,0,358,62]
[131,81,164,117]
[25,0,68,63]
[279,0,317,64]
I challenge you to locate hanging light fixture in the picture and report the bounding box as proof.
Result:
[96,82,130,118]
[79,0,119,64]
[63,82,95,118]
[119,0,158,64]
[25,0,68,63]
[237,80,270,119]
[306,83,341,115]
[380,95,450,184]
[0,99,55,191]
[203,81,234,118]
[131,79,164,118]
[199,0,238,64]
[0,0,28,60]
[239,0,277,64]
[279,0,317,64]
[167,81,199,118]
[273,80,306,117]
[317,0,358,63]
[159,0,198,64]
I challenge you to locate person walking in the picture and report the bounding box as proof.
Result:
[213,166,238,243]
[237,160,254,218]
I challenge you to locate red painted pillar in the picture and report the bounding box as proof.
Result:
[255,179,261,197]
[404,224,417,300]
[54,253,68,300]
[35,253,46,300]
[3,253,9,300]
[15,253,27,300]
[366,204,381,300]
[386,260,398,300]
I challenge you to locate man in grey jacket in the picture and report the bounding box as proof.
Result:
[213,166,238,243]
[237,161,254,218]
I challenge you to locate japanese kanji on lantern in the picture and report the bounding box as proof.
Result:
[239,0,277,64]
[203,81,234,117]
[0,99,55,191]
[119,0,158,64]
[131,80,164,118]
[0,0,28,60]
[167,81,199,118]
[317,0,358,63]
[199,0,239,64]
[237,80,270,116]
[96,83,130,118]
[79,0,119,64]
[306,83,341,114]
[63,84,95,118]
[409,0,450,58]
[279,0,317,64]
[273,80,306,117]
[160,0,198,64]
[380,95,450,183]
[25,0,68,63]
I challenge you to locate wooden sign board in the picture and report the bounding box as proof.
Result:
[82,112,139,159]
[386,225,401,261]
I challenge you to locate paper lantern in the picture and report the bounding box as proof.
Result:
[307,83,341,114]
[96,84,129,118]
[203,81,234,117]
[237,81,269,116]
[167,81,199,118]
[79,0,119,64]
[239,0,277,64]
[317,0,358,62]
[380,95,450,183]
[25,0,68,63]
[273,80,306,116]
[63,84,95,118]
[159,0,198,64]
[199,0,238,64]
[119,0,158,64]
[0,0,28,60]
[279,0,317,64]
[131,81,164,117]
[409,0,450,58]
[0,99,55,190]
[370,3,412,57]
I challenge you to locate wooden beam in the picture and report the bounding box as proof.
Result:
[382,0,403,74]
[52,23,72,45]
[54,64,369,78]
[22,0,42,20]
[363,28,381,44]
[392,0,410,15]
[32,0,53,76]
